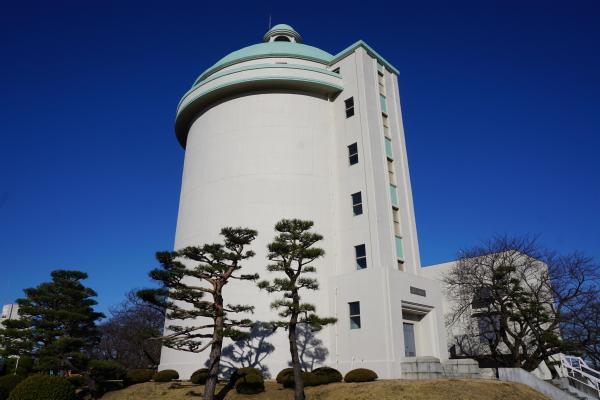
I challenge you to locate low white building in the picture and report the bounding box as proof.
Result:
[161,24,449,379]
[421,256,561,380]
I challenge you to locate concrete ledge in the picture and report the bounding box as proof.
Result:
[442,358,481,378]
[498,368,579,400]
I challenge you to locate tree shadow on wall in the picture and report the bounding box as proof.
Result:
[288,324,329,371]
[212,321,276,378]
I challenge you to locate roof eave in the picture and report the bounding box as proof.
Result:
[330,40,400,75]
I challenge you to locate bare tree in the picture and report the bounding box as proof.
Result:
[94,290,164,368]
[562,293,600,369]
[443,236,598,373]
[139,227,258,400]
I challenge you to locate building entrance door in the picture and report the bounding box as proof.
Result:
[403,322,416,357]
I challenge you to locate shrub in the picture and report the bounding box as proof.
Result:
[312,367,342,385]
[189,368,208,385]
[277,369,319,388]
[343,368,378,383]
[152,369,179,382]
[233,368,264,395]
[88,360,126,393]
[0,375,24,400]
[8,375,75,400]
[275,368,293,385]
[125,369,155,385]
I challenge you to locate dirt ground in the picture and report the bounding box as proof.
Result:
[101,379,550,400]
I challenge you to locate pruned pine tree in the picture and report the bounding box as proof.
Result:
[138,227,258,400]
[257,219,336,400]
[0,270,104,373]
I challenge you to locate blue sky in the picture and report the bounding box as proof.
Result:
[1,0,598,314]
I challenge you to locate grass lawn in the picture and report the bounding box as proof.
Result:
[100,379,550,400]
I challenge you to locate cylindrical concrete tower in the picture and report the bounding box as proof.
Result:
[163,24,448,380]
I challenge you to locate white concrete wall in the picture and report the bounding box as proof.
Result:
[163,36,449,379]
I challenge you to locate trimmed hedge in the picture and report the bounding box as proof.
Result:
[233,368,264,395]
[152,369,179,382]
[276,368,293,385]
[125,369,155,385]
[0,375,24,400]
[312,367,342,385]
[343,368,378,383]
[276,369,319,388]
[8,375,75,400]
[190,368,208,385]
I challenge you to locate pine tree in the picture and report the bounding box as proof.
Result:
[257,219,336,400]
[0,270,104,373]
[138,227,258,400]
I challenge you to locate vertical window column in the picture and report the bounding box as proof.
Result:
[378,65,404,270]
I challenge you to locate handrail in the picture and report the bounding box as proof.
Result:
[560,354,600,398]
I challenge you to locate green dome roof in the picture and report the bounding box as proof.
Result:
[270,23,294,31]
[192,41,334,87]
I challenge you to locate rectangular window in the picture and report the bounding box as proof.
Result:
[392,207,401,235]
[387,159,396,185]
[355,244,367,269]
[390,184,399,206]
[380,94,388,115]
[385,137,393,159]
[383,115,391,138]
[349,301,361,329]
[395,235,404,261]
[351,192,363,216]
[345,97,355,118]
[477,314,501,343]
[348,143,358,165]
[378,73,385,95]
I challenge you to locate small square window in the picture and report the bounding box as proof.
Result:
[351,192,363,216]
[349,301,361,329]
[345,97,355,118]
[348,143,358,165]
[355,244,367,269]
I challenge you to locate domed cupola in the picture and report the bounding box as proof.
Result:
[263,24,302,43]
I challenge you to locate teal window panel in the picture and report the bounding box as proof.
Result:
[380,94,388,114]
[390,184,398,206]
[377,62,385,74]
[395,235,404,260]
[385,137,393,158]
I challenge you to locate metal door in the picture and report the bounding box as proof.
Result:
[403,322,416,357]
